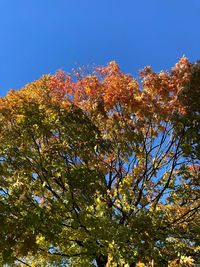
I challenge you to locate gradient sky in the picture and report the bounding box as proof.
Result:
[0,0,200,96]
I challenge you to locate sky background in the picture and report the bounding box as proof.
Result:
[0,0,200,96]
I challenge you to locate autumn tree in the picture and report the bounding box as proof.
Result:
[0,58,199,267]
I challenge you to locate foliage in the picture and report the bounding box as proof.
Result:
[0,58,199,266]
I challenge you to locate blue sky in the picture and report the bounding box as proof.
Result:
[0,0,199,96]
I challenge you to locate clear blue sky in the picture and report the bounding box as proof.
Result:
[0,0,199,96]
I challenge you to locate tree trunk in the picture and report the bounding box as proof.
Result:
[96,254,108,267]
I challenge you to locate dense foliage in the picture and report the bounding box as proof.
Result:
[0,58,199,266]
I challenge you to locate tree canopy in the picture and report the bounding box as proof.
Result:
[0,58,199,266]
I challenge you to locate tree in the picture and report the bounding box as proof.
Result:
[174,60,200,159]
[0,58,199,267]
